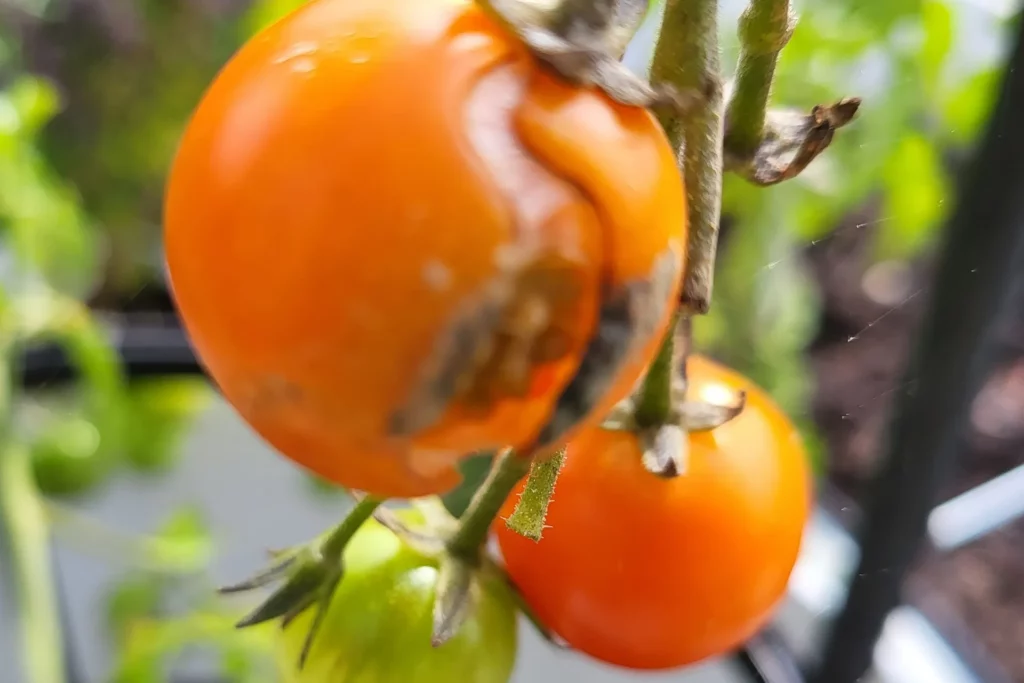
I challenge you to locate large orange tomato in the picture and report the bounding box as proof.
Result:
[164,0,686,497]
[495,354,813,670]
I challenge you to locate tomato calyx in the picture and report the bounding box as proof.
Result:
[602,380,747,477]
[603,316,746,477]
[474,0,695,113]
[221,453,536,663]
[384,493,564,648]
[219,495,384,668]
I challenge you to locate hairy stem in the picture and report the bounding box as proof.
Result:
[505,448,566,541]
[724,0,795,158]
[649,0,725,316]
[447,449,530,560]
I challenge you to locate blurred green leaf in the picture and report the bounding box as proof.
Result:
[795,416,829,477]
[943,66,1002,145]
[30,413,112,497]
[0,76,98,296]
[243,0,309,35]
[110,618,175,683]
[845,0,919,34]
[106,574,164,646]
[712,188,820,413]
[111,611,273,683]
[879,133,949,258]
[19,304,132,484]
[150,507,213,572]
[6,78,60,137]
[222,644,254,682]
[920,0,954,95]
[124,377,211,474]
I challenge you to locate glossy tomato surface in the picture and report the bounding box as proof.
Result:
[495,354,813,670]
[163,0,686,498]
[277,511,518,683]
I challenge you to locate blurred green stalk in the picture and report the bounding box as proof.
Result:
[0,335,66,683]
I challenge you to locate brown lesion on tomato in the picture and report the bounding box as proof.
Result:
[387,251,589,437]
[528,243,682,452]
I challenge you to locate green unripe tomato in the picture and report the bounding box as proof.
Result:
[277,512,518,683]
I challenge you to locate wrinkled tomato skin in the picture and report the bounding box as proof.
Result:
[163,0,686,498]
[495,354,813,671]
[277,511,518,683]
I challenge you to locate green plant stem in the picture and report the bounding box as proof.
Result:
[320,495,383,560]
[0,341,65,683]
[0,444,65,683]
[723,0,795,158]
[633,311,680,427]
[447,449,531,560]
[649,0,725,316]
[45,502,207,573]
[633,0,725,428]
[505,448,566,541]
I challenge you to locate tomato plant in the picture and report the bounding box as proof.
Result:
[496,354,813,670]
[163,0,686,499]
[276,510,518,683]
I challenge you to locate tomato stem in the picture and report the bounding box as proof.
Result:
[505,447,566,541]
[634,311,681,428]
[321,494,384,561]
[723,0,795,160]
[650,0,724,316]
[446,449,530,560]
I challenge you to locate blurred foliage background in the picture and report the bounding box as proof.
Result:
[0,0,1018,680]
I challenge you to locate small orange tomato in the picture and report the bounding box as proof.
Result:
[495,354,813,670]
[163,0,686,498]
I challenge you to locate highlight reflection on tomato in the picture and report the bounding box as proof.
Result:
[163,0,687,498]
[496,355,813,670]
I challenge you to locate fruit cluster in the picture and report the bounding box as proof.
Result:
[164,0,819,678]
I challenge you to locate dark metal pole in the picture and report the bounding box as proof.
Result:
[811,14,1024,683]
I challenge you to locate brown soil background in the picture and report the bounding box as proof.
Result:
[806,212,1024,682]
